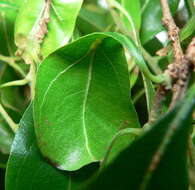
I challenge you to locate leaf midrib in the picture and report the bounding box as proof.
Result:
[82,51,96,160]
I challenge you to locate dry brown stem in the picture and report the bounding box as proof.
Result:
[160,0,191,109]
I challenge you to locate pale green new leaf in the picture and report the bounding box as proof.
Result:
[15,0,83,63]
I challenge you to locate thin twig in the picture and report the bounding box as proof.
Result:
[0,78,30,88]
[0,54,25,77]
[0,103,18,132]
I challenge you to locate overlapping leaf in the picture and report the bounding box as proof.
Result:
[83,85,195,190]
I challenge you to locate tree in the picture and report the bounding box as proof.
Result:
[0,0,195,189]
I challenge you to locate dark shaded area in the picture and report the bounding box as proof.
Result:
[0,168,5,190]
[131,75,148,126]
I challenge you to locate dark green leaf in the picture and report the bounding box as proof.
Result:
[0,152,8,168]
[142,74,155,113]
[34,32,140,171]
[77,5,113,34]
[84,85,195,190]
[5,104,98,190]
[101,128,142,166]
[140,0,179,44]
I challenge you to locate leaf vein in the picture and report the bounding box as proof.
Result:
[82,52,96,160]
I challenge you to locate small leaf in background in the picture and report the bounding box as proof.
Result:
[117,0,155,117]
[0,65,26,113]
[106,32,164,83]
[83,85,195,190]
[5,104,98,190]
[15,0,83,63]
[77,5,113,35]
[0,117,14,155]
[140,0,180,44]
[0,1,19,56]
[0,152,9,168]
[142,74,155,114]
[120,0,141,34]
[34,32,140,171]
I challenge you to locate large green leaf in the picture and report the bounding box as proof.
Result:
[15,0,83,63]
[34,32,140,171]
[5,104,98,190]
[83,85,195,190]
[140,0,179,44]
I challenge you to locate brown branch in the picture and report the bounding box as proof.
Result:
[160,0,190,109]
[148,1,194,123]
[160,0,184,61]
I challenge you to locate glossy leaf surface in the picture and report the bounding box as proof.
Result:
[84,85,195,190]
[34,32,140,171]
[5,104,98,190]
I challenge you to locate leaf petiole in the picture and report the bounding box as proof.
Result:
[0,54,25,77]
